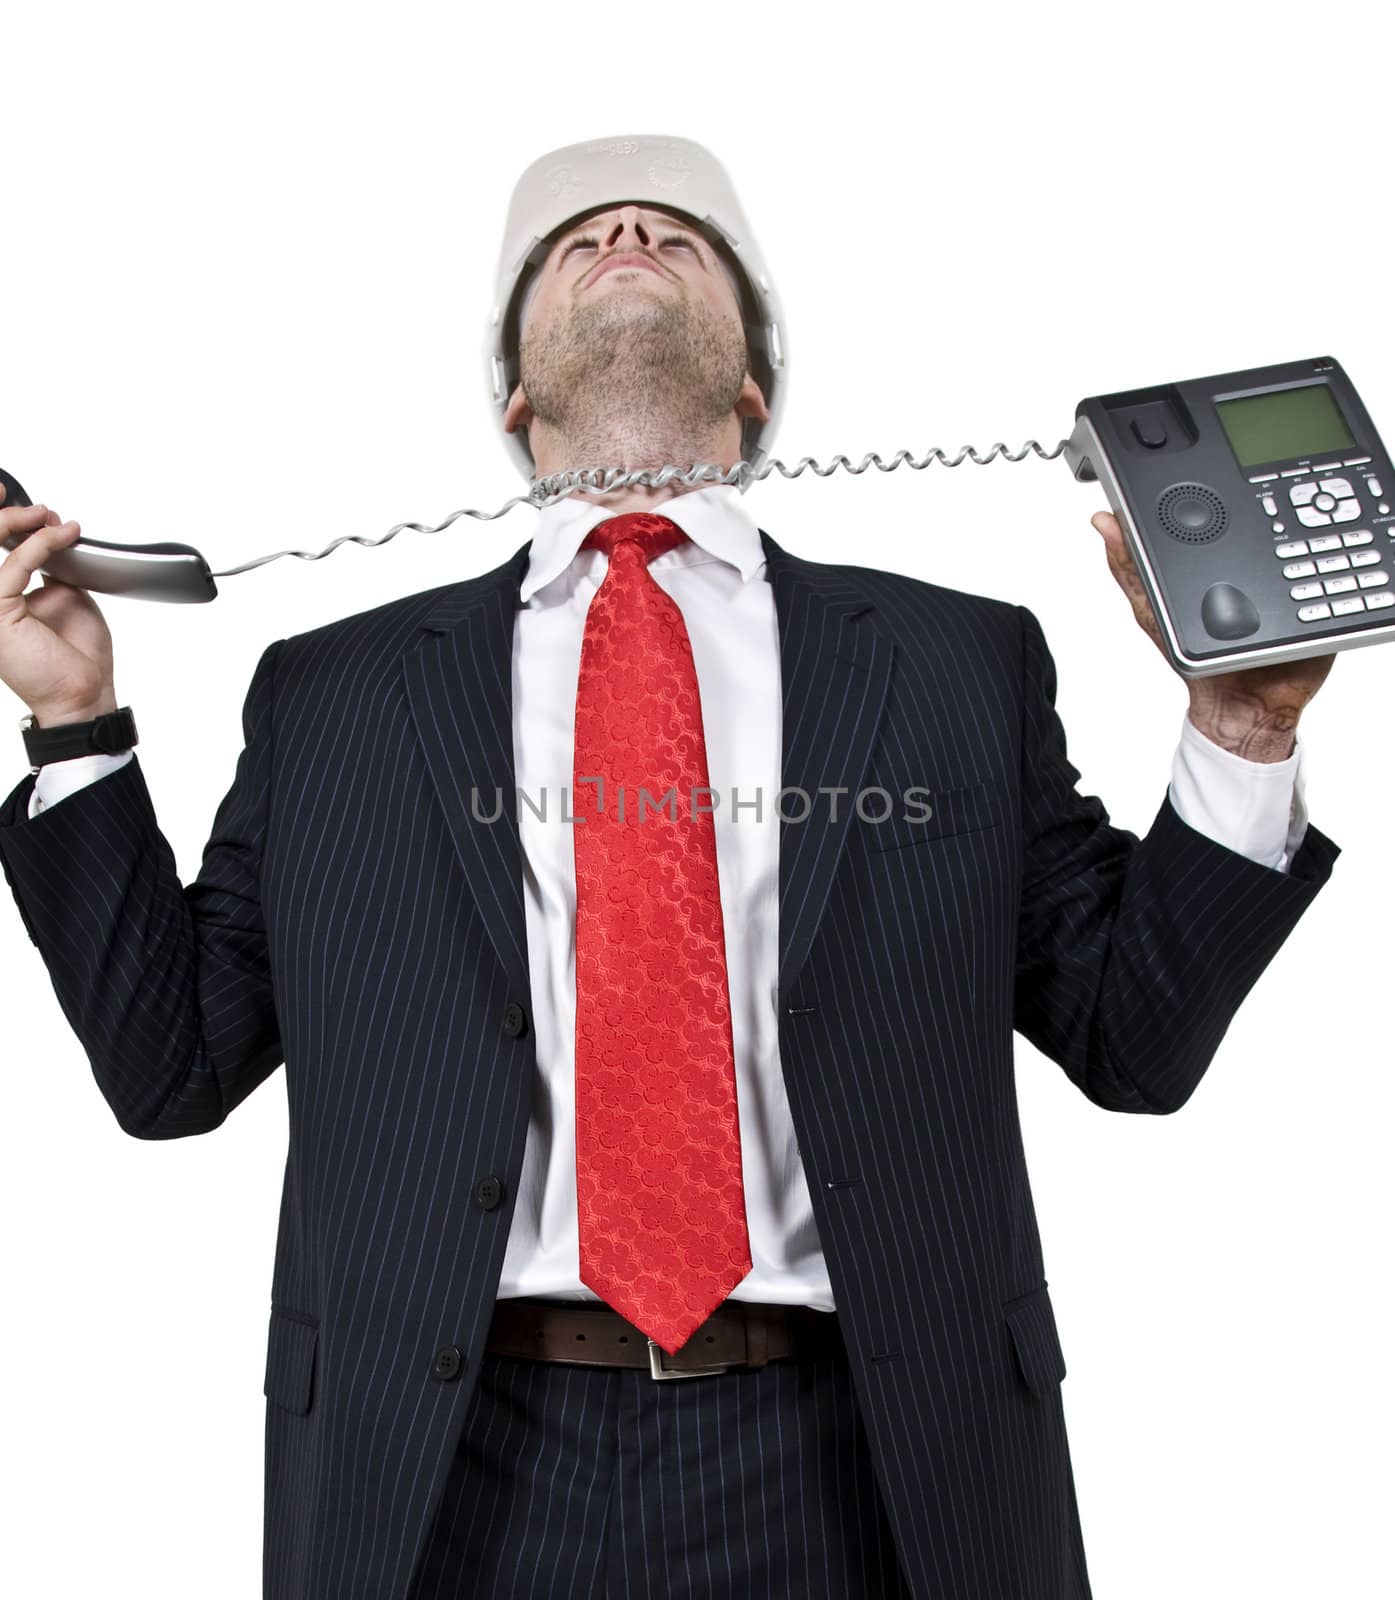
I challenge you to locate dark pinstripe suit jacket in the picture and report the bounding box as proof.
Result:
[0,530,1340,1600]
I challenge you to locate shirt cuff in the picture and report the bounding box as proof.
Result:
[27,748,135,819]
[1168,710,1309,875]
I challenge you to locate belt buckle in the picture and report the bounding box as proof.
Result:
[647,1337,735,1381]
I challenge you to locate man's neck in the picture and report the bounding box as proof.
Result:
[528,419,745,514]
[550,475,736,515]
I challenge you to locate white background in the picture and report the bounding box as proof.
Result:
[2,3,1390,1596]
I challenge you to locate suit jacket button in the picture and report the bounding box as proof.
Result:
[501,1003,527,1039]
[432,1345,463,1381]
[474,1175,504,1210]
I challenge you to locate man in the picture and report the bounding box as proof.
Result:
[0,135,1340,1599]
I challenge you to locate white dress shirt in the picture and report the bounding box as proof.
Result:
[25,484,1309,1310]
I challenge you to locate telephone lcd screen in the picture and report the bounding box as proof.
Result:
[1214,383,1356,468]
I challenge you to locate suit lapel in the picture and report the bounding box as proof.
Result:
[400,528,895,1012]
[402,543,533,999]
[759,530,895,1002]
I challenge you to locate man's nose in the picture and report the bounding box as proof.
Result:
[600,206,656,252]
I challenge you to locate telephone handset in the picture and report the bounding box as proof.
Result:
[3,354,1393,678]
[0,467,217,604]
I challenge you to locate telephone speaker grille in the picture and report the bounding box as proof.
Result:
[1157,483,1228,543]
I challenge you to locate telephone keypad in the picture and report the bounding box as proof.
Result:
[1276,518,1388,622]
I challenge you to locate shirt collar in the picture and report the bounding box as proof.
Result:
[519,481,766,603]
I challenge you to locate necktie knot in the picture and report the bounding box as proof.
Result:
[583,511,687,565]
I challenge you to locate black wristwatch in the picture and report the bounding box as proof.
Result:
[20,706,139,770]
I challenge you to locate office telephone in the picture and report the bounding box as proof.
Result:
[3,354,1392,678]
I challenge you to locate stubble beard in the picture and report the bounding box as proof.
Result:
[519,282,748,474]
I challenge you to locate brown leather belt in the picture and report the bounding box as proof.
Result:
[486,1295,846,1380]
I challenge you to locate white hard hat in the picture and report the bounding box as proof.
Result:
[483,134,788,490]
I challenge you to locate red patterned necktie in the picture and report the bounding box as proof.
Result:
[572,511,752,1355]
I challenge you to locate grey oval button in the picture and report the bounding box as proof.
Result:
[1200,582,1261,640]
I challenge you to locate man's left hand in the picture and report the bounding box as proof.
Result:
[1091,510,1334,763]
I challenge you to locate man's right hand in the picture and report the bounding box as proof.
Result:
[0,480,117,726]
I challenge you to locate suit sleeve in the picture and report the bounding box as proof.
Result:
[1012,604,1340,1113]
[0,639,286,1138]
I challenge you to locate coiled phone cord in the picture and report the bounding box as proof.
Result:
[207,438,1071,580]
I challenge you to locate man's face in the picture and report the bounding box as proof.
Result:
[501,202,769,456]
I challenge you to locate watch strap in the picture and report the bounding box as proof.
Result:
[22,706,139,767]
